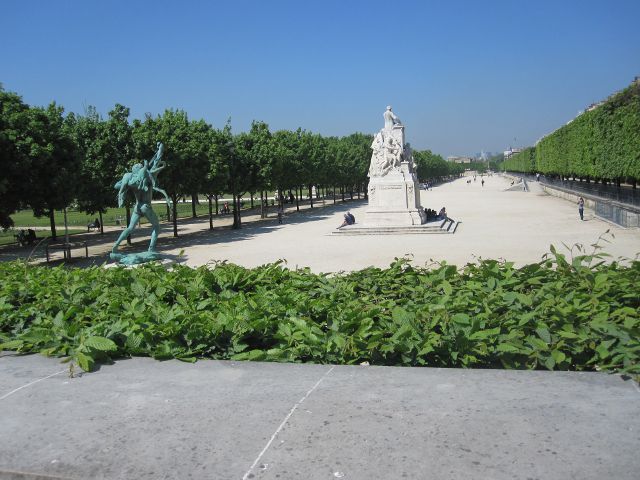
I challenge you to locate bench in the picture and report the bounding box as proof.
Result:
[45,241,89,262]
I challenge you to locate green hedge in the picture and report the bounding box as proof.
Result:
[503,147,536,173]
[505,81,640,181]
[1,248,639,373]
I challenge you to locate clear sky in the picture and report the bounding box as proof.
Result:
[2,0,639,157]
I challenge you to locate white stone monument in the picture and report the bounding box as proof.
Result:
[366,106,426,226]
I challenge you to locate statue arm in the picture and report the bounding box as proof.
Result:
[116,174,130,208]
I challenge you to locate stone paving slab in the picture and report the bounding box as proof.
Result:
[1,355,639,480]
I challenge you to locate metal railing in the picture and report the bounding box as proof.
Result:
[510,173,640,208]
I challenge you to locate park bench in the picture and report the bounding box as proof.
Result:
[45,241,88,263]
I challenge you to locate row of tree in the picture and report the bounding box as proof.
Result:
[503,80,640,185]
[1,85,458,238]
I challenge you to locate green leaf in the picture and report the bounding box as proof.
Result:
[83,336,117,352]
[76,352,94,372]
[452,313,470,325]
[536,328,551,344]
[496,343,520,353]
[469,327,500,340]
[0,339,24,350]
[551,350,566,364]
[52,311,65,329]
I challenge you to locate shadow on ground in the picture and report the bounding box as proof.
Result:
[0,198,366,268]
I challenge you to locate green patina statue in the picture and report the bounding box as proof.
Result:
[110,142,172,265]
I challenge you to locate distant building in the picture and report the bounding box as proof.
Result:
[503,148,523,160]
[447,156,473,164]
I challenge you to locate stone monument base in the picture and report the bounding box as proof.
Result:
[365,208,425,226]
[110,251,162,265]
[366,162,426,226]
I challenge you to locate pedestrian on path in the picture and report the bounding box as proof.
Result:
[277,205,284,224]
[578,197,584,220]
[481,178,485,187]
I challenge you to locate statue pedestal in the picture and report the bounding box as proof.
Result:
[366,162,425,226]
[391,125,405,147]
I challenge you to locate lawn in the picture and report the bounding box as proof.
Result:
[0,228,86,246]
[9,197,263,229]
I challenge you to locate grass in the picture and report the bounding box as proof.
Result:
[0,228,86,246]
[8,192,343,230]
[9,198,260,229]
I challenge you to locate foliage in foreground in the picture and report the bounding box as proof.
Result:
[0,246,638,373]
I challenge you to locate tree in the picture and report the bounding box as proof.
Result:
[231,121,271,228]
[133,109,203,237]
[23,103,79,240]
[203,124,231,229]
[72,104,133,233]
[0,86,30,229]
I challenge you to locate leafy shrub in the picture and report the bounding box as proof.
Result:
[1,245,638,373]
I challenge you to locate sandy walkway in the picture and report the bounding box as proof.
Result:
[167,174,639,271]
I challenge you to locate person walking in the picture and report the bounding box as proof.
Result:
[578,197,585,221]
[277,204,284,224]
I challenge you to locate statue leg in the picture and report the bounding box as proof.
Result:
[145,207,160,252]
[112,211,141,252]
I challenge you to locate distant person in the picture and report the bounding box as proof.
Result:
[536,173,540,182]
[438,207,447,221]
[346,211,355,224]
[277,204,284,224]
[578,197,585,221]
[481,178,485,187]
[337,212,355,229]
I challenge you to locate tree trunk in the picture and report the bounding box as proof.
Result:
[49,209,57,241]
[125,205,132,245]
[208,196,213,230]
[250,193,254,209]
[260,191,265,218]
[309,184,314,208]
[172,195,179,237]
[341,186,345,202]
[357,183,361,199]
[295,187,300,212]
[191,194,198,218]
[333,185,336,204]
[214,195,219,215]
[99,211,104,235]
[233,194,242,229]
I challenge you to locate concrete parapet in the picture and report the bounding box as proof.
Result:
[540,184,640,228]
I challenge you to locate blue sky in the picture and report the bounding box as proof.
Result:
[2,0,639,157]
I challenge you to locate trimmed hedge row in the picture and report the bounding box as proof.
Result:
[504,81,640,182]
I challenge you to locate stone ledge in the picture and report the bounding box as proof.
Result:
[332,220,459,235]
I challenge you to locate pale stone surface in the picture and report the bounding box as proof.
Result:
[1,355,640,480]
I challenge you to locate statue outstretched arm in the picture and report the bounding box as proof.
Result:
[115,172,132,208]
[154,186,172,206]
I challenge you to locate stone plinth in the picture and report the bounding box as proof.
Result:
[366,162,425,226]
[390,124,405,147]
